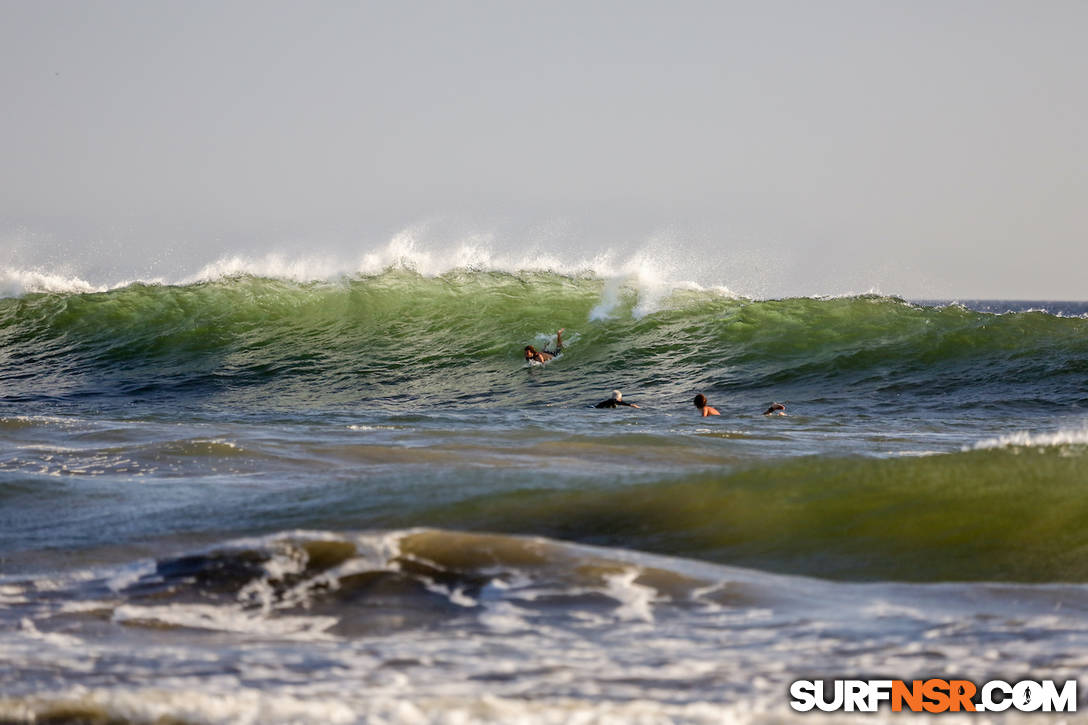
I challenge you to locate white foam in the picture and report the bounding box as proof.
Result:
[478,601,533,634]
[971,425,1088,450]
[112,603,338,639]
[355,226,622,280]
[0,585,27,605]
[588,248,736,320]
[185,253,343,284]
[603,569,657,623]
[106,561,156,593]
[0,267,105,297]
[17,617,83,648]
[0,229,739,320]
[625,251,677,320]
[588,275,626,320]
[0,690,748,725]
[0,266,104,296]
[0,266,165,297]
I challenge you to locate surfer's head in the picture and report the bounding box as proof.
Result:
[693,394,707,409]
[763,402,786,416]
[612,390,622,401]
[524,345,538,359]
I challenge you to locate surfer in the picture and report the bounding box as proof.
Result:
[763,402,787,416]
[524,328,564,363]
[594,390,640,409]
[693,394,720,417]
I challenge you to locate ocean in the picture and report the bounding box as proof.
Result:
[1,259,1087,723]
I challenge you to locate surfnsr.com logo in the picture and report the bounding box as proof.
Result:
[789,679,1077,713]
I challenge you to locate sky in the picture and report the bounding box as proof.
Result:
[1,0,1085,299]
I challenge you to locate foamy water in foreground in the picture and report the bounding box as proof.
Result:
[3,529,1088,724]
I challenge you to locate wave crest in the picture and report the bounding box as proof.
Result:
[1,267,109,297]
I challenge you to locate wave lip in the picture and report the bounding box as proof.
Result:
[1,234,735,302]
[0,267,108,297]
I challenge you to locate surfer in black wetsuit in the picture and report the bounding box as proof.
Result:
[763,402,786,416]
[525,328,564,363]
[595,390,640,409]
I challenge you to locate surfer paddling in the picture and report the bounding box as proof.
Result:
[763,402,787,416]
[693,394,720,417]
[595,390,640,409]
[525,328,564,364]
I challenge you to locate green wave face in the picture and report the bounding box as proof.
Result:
[403,444,1088,583]
[2,271,1086,411]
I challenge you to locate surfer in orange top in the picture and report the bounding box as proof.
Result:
[525,328,564,363]
[693,394,719,416]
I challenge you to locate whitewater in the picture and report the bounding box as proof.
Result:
[2,239,1088,723]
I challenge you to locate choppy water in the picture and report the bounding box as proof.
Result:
[2,266,1087,723]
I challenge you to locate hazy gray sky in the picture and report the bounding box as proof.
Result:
[2,0,1085,298]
